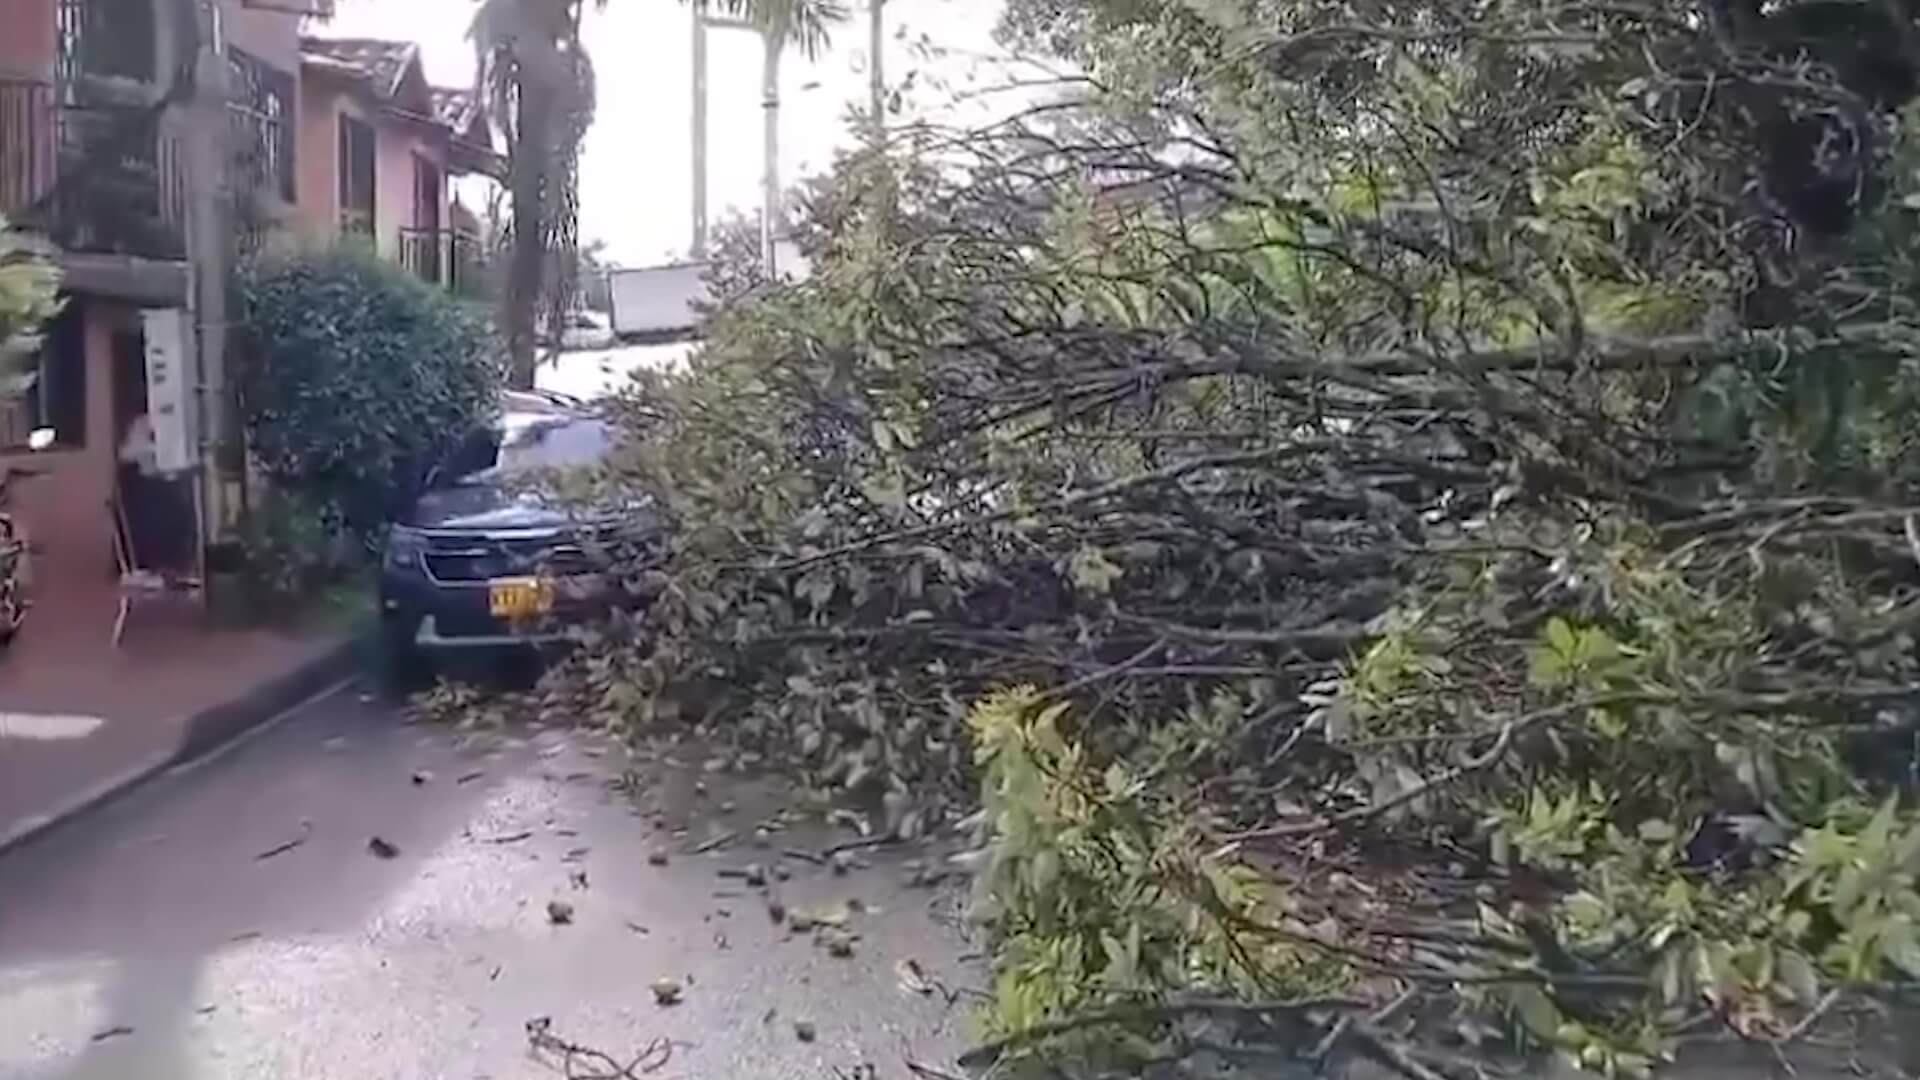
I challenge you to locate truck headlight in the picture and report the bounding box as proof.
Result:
[384,527,429,573]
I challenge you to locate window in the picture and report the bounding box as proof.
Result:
[0,298,86,451]
[338,114,376,236]
[58,0,156,85]
[228,50,295,202]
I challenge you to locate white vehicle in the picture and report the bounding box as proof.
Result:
[607,263,708,340]
[555,309,615,351]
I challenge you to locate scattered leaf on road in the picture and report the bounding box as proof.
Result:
[562,846,591,862]
[456,770,486,784]
[546,900,575,925]
[569,869,589,890]
[486,831,535,845]
[624,920,650,935]
[367,836,400,859]
[91,1026,134,1042]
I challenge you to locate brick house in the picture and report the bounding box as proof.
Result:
[0,1,497,633]
[296,37,499,294]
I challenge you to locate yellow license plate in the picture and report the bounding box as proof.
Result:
[488,576,554,619]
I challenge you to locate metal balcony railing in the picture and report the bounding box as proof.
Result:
[0,76,187,261]
[399,227,485,296]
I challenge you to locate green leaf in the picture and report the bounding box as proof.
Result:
[1506,984,1562,1042]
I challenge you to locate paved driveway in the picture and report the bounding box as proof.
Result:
[0,688,977,1080]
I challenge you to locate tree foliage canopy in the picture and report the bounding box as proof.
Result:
[501,1,1920,1074]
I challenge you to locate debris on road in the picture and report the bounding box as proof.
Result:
[410,769,433,785]
[485,830,535,844]
[91,1025,135,1042]
[456,769,486,784]
[896,958,936,995]
[546,899,575,925]
[830,850,855,876]
[527,1017,672,1075]
[822,929,857,958]
[569,869,590,890]
[647,849,670,866]
[366,836,400,859]
[651,977,684,1005]
[688,829,738,855]
[794,1019,818,1042]
[624,920,650,935]
[253,821,311,861]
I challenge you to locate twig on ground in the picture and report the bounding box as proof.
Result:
[822,834,897,858]
[524,1016,672,1079]
[782,846,826,865]
[687,830,739,855]
[956,996,1366,1069]
[905,1060,969,1080]
[254,822,312,861]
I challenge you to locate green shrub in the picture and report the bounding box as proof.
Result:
[236,249,502,536]
[234,487,353,604]
[0,214,62,393]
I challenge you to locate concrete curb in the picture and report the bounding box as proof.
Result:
[0,625,371,856]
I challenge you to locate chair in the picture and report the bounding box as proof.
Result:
[110,490,200,647]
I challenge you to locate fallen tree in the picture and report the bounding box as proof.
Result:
[484,1,1920,1074]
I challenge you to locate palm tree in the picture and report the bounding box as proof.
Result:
[471,0,603,388]
[701,0,847,272]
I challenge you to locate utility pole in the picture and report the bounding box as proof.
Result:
[868,0,884,145]
[690,10,708,257]
[761,23,781,278]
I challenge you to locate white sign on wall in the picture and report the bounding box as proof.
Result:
[140,308,197,475]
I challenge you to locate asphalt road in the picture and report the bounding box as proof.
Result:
[0,685,980,1080]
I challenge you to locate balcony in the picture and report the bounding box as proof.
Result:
[399,227,485,298]
[0,76,186,262]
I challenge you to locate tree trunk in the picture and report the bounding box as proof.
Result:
[505,86,547,390]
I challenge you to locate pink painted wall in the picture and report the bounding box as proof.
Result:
[0,0,55,80]
[375,119,450,250]
[294,81,450,255]
[221,0,302,73]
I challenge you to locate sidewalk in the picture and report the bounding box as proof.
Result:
[0,572,362,850]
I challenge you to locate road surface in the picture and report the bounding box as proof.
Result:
[0,686,979,1080]
[536,342,695,401]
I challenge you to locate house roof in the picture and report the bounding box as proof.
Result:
[431,87,481,134]
[298,37,419,100]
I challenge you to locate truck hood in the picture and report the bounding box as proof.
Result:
[403,482,589,532]
[401,479,659,537]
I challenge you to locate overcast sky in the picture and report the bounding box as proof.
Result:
[316,0,1028,267]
